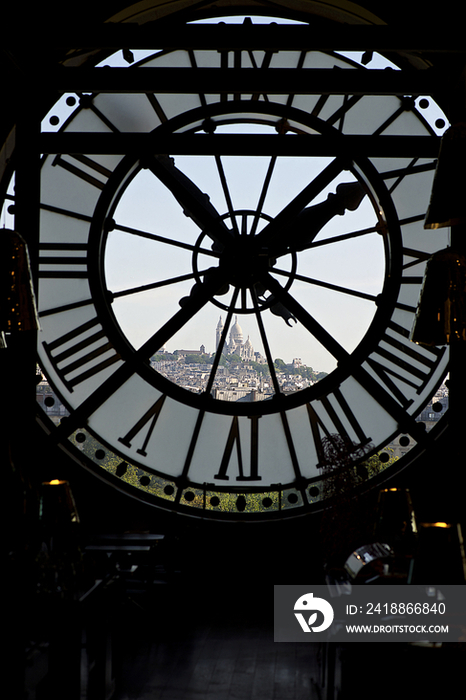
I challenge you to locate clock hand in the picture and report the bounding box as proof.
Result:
[179,266,229,307]
[275,181,367,256]
[139,266,227,358]
[146,155,233,251]
[254,282,297,327]
[254,179,363,324]
[256,157,345,251]
[269,297,297,326]
[258,272,351,363]
[254,180,366,324]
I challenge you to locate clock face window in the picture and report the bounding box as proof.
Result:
[24,28,450,519]
[103,135,387,407]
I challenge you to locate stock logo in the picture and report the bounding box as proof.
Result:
[294,592,334,633]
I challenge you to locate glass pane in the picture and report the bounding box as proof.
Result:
[103,132,387,401]
[92,93,163,132]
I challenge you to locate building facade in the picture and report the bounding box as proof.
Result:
[216,315,256,360]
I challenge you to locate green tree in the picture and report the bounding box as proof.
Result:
[227,353,242,363]
[250,362,269,376]
[151,353,177,362]
[185,354,211,364]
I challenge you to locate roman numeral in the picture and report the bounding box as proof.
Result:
[365,320,444,407]
[218,49,276,102]
[402,245,435,273]
[371,101,406,136]
[38,242,88,278]
[118,394,167,456]
[187,49,208,109]
[306,388,372,467]
[40,201,93,223]
[380,160,436,193]
[146,93,168,123]
[52,154,112,190]
[325,94,364,132]
[309,93,363,132]
[43,317,121,391]
[214,415,261,481]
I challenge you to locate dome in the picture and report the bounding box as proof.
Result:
[230,316,243,343]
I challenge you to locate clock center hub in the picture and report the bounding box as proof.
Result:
[193,210,296,314]
[219,236,272,287]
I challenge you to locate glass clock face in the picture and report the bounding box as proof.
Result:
[31,39,449,519]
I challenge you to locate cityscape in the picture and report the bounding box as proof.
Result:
[37,312,449,463]
[151,314,328,401]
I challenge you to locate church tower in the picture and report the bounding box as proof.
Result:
[216,316,224,351]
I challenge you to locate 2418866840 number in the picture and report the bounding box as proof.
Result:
[364,602,446,615]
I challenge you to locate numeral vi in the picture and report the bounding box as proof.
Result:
[214,415,261,481]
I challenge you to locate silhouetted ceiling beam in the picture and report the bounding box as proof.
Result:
[51,67,447,97]
[39,133,440,158]
[25,23,466,53]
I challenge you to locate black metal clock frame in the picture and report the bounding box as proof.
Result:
[3,19,453,520]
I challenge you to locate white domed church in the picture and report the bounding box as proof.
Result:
[216,316,255,360]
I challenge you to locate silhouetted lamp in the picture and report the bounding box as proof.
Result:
[37,480,82,594]
[411,248,466,345]
[0,228,39,347]
[411,123,466,345]
[39,479,80,553]
[424,123,466,230]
